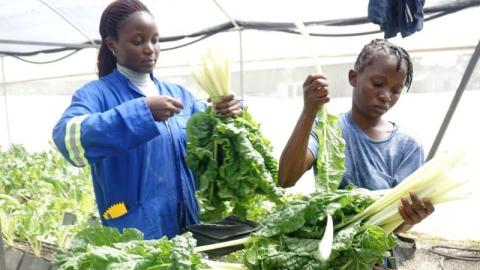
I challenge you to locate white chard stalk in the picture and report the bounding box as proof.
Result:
[337,151,470,234]
[194,237,250,253]
[202,259,248,270]
[191,49,232,102]
[318,213,334,261]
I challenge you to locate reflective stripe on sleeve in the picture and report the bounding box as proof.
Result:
[64,115,89,167]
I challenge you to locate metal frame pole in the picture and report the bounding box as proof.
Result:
[238,28,244,100]
[0,39,98,49]
[426,39,480,160]
[1,56,12,147]
[0,219,6,270]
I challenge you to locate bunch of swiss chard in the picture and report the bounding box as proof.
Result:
[54,226,205,270]
[187,49,283,222]
[186,107,284,222]
[242,189,396,270]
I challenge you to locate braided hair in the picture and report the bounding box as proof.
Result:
[354,39,413,91]
[97,0,150,78]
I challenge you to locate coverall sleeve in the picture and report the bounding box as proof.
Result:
[187,90,207,114]
[193,98,207,114]
[52,83,159,167]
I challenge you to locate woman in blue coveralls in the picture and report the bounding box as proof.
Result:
[52,0,241,239]
[279,39,434,234]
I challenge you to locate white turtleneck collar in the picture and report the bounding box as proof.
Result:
[117,64,158,96]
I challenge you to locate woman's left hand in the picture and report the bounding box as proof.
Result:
[212,94,242,117]
[396,192,435,232]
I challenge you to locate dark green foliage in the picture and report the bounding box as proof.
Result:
[185,108,284,222]
[54,227,205,270]
[312,109,346,192]
[242,190,397,270]
[0,144,95,255]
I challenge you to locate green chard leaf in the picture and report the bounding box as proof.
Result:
[312,108,346,192]
[185,107,284,222]
[242,190,398,270]
[55,228,205,270]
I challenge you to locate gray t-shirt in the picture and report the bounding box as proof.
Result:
[308,111,424,190]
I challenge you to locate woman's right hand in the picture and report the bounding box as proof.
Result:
[145,96,183,121]
[302,73,330,115]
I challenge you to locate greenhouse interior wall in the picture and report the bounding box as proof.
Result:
[1,45,479,242]
[1,0,479,247]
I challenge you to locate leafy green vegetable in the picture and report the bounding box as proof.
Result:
[185,107,284,222]
[312,108,346,192]
[310,108,346,262]
[0,144,95,256]
[242,190,397,270]
[54,227,205,270]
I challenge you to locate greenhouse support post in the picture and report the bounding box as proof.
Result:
[427,39,480,161]
[1,56,12,147]
[0,219,6,270]
[238,28,244,100]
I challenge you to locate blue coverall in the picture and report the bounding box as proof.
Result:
[53,69,206,239]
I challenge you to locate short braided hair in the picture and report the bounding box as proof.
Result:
[354,39,413,91]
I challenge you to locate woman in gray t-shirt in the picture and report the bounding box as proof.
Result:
[279,39,433,234]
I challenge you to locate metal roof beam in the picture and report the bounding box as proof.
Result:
[0,39,99,49]
[37,0,97,46]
